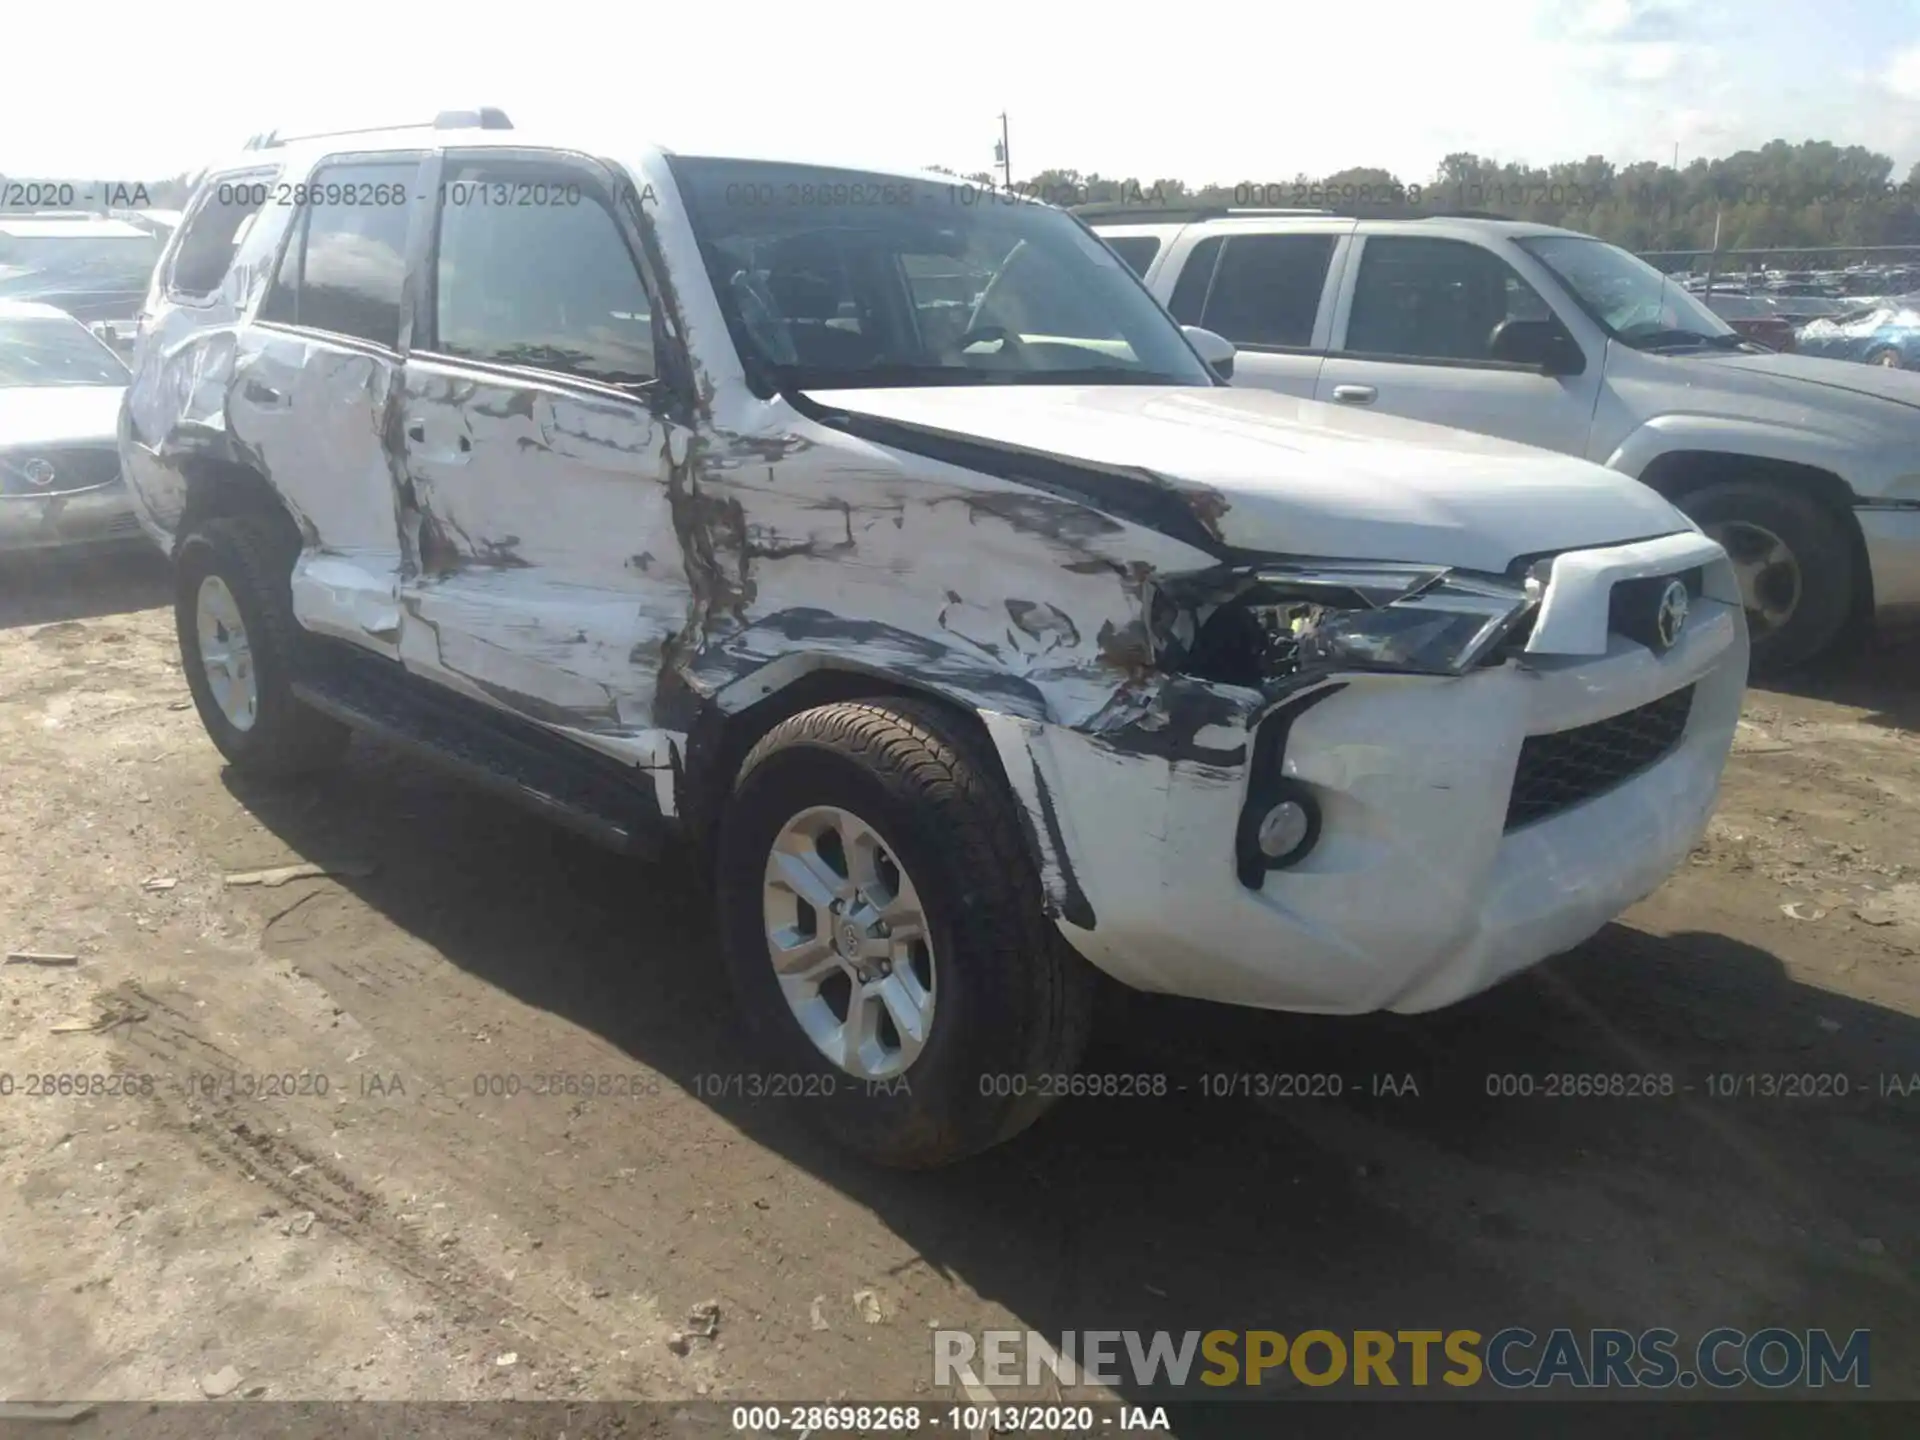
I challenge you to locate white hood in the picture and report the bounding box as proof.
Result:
[0,385,124,448]
[811,385,1690,573]
[1610,345,1920,442]
[1688,349,1920,410]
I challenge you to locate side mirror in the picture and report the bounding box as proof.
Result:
[1183,324,1235,380]
[1488,318,1585,376]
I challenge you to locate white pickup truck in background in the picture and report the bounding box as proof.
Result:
[1091,205,1920,674]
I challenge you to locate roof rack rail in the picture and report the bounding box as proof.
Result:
[1075,200,1517,224]
[242,107,513,151]
[1071,202,1333,223]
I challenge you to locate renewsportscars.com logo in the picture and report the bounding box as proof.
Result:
[932,1327,1871,1391]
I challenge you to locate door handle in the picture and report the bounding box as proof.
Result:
[1330,384,1377,404]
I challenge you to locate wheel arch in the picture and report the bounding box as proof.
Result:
[1634,449,1874,622]
[678,656,1090,930]
[176,452,308,554]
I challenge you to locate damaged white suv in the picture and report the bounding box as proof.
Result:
[122,113,1747,1166]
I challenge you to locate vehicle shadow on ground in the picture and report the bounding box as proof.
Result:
[223,750,1920,1413]
[0,546,170,629]
[1756,624,1920,732]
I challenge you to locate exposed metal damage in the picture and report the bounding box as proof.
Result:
[122,188,1301,923]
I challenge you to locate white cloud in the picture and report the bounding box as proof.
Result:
[1554,0,1699,40]
[1566,0,1643,38]
[1882,44,1920,99]
[1616,41,1685,83]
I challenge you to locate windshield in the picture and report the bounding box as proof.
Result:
[668,159,1214,390]
[0,234,163,291]
[1518,235,1737,345]
[0,316,131,386]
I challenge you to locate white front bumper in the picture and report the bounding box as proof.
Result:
[1020,556,1748,1015]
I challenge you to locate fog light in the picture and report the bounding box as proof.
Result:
[1257,801,1311,859]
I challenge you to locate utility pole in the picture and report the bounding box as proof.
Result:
[995,113,1011,191]
[1668,141,1680,255]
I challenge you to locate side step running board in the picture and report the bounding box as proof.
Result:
[291,648,667,858]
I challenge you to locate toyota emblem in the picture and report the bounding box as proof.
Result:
[21,458,56,489]
[1655,578,1689,650]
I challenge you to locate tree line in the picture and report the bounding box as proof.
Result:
[941,139,1920,257]
[13,138,1920,258]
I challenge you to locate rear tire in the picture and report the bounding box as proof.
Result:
[1867,347,1902,369]
[175,515,349,775]
[1678,480,1853,676]
[714,698,1094,1168]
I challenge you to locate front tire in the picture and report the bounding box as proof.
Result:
[1679,480,1854,676]
[714,698,1093,1168]
[174,515,349,775]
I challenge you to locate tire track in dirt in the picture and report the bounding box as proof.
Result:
[97,971,694,1397]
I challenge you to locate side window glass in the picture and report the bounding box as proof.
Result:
[1166,236,1222,324]
[1345,237,1556,362]
[258,160,417,348]
[975,239,1129,346]
[1505,274,1552,322]
[1199,235,1335,347]
[170,179,272,298]
[901,251,986,353]
[433,164,654,385]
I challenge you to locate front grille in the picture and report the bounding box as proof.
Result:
[1504,685,1695,830]
[0,446,122,497]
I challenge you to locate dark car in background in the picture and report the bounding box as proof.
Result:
[0,299,140,553]
[1700,292,1797,350]
[1793,295,1920,369]
[1762,294,1853,323]
[0,215,167,326]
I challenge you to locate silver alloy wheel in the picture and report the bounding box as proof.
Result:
[762,804,936,1080]
[195,574,259,731]
[1702,519,1803,637]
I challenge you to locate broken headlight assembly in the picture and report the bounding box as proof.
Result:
[1171,562,1542,686]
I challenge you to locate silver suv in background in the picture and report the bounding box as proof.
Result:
[1091,203,1920,673]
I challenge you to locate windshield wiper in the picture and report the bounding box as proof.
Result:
[1006,367,1200,385]
[779,363,1199,390]
[1621,328,1748,352]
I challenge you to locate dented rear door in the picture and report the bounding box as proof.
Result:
[394,148,688,773]
[233,151,430,656]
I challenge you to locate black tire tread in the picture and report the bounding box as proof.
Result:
[175,514,349,775]
[1678,478,1854,675]
[728,697,1093,1166]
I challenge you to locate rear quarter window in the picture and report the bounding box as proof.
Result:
[169,177,275,299]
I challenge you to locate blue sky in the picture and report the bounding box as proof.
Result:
[5,0,1920,183]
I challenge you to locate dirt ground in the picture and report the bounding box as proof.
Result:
[1,547,1915,1415]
